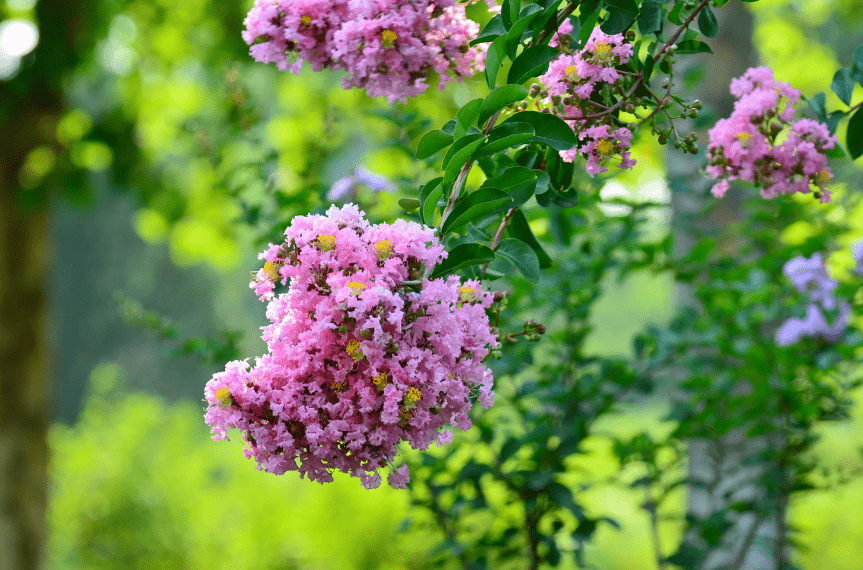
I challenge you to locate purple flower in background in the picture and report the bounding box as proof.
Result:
[775,253,851,346]
[852,240,863,275]
[327,166,395,201]
[782,253,838,309]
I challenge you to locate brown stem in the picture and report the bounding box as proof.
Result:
[480,207,516,280]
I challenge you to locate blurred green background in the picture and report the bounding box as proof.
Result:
[2,0,860,567]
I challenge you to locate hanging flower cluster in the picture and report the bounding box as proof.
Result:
[534,24,636,176]
[775,251,853,346]
[242,0,487,103]
[205,205,498,489]
[707,67,838,203]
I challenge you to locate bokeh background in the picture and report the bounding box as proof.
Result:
[1,0,862,568]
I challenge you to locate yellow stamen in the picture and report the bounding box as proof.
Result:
[317,234,336,252]
[374,239,393,261]
[815,170,830,187]
[214,386,232,407]
[595,139,616,157]
[263,261,281,281]
[593,41,612,61]
[346,339,363,360]
[404,387,422,406]
[565,64,579,81]
[372,372,388,389]
[331,380,347,393]
[300,15,312,26]
[736,132,751,148]
[347,281,366,296]
[459,286,477,303]
[381,29,398,47]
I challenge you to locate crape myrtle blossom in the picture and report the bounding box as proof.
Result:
[209,205,499,489]
[707,67,838,203]
[537,25,637,177]
[775,252,851,346]
[242,0,487,103]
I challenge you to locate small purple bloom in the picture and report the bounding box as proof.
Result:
[852,240,863,275]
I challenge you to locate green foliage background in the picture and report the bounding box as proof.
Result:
[22,0,863,566]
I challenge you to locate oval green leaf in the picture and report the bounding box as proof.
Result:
[697,4,719,37]
[430,243,496,278]
[495,238,541,282]
[478,84,529,126]
[831,67,855,106]
[416,130,453,160]
[502,111,577,150]
[486,35,508,90]
[675,40,713,54]
[848,106,863,160]
[441,188,511,234]
[506,209,554,268]
[473,123,535,158]
[419,177,443,226]
[455,99,484,138]
[507,45,560,85]
[441,133,485,170]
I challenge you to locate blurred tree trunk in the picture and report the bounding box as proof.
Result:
[667,2,778,569]
[0,172,50,570]
[0,1,97,568]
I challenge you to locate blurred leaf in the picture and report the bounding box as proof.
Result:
[831,67,855,106]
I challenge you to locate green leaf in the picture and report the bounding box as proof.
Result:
[853,44,863,85]
[478,84,529,126]
[643,42,656,82]
[831,67,855,106]
[441,133,484,170]
[603,0,639,12]
[502,111,577,150]
[576,7,602,49]
[474,123,535,158]
[470,14,507,46]
[530,0,565,44]
[668,1,685,24]
[481,166,537,208]
[441,188,511,234]
[638,2,662,35]
[697,4,719,37]
[826,110,844,135]
[807,92,827,120]
[495,238,540,281]
[505,6,543,59]
[443,137,485,186]
[848,106,863,160]
[674,40,713,54]
[455,99,483,138]
[501,0,518,29]
[398,198,420,212]
[416,130,453,160]
[431,243,496,278]
[601,6,637,34]
[507,45,560,85]
[419,177,443,226]
[507,209,554,268]
[485,35,508,90]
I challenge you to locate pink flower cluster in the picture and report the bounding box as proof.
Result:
[707,67,838,203]
[242,0,487,103]
[539,25,636,177]
[205,205,498,489]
